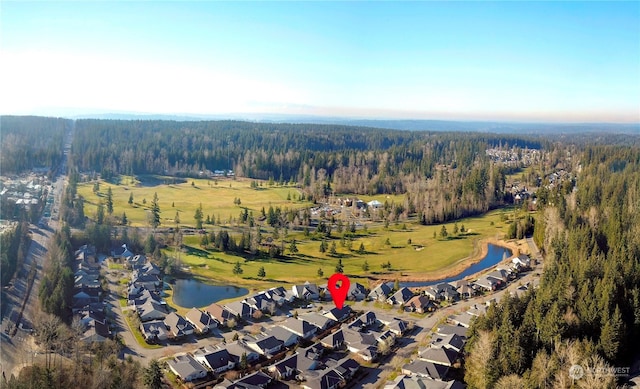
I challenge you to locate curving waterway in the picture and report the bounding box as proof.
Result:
[171,279,248,308]
[400,243,512,288]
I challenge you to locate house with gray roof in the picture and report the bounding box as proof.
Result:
[387,287,414,305]
[224,301,255,319]
[245,334,283,356]
[281,317,317,339]
[224,341,260,364]
[233,371,272,388]
[417,346,459,367]
[164,312,194,338]
[431,333,465,353]
[368,282,393,301]
[302,312,335,331]
[323,305,352,322]
[194,348,235,373]
[402,359,449,380]
[320,329,345,350]
[140,320,168,342]
[264,326,299,347]
[167,354,208,382]
[185,307,217,334]
[137,300,167,322]
[292,282,320,300]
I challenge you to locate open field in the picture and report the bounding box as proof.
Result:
[77,175,309,227]
[173,207,527,290]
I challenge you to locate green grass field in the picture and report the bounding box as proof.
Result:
[77,175,309,227]
[173,208,518,288]
[78,175,524,290]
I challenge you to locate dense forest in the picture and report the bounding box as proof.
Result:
[0,221,30,287]
[0,116,69,174]
[70,119,548,223]
[465,145,640,389]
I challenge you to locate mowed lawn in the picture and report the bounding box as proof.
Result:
[175,209,514,288]
[77,176,308,227]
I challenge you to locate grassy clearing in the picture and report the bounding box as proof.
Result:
[77,176,309,227]
[173,208,515,289]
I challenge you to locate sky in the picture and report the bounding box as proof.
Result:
[1,1,639,123]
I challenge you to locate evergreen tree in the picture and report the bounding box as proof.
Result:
[149,193,160,229]
[317,268,324,277]
[194,203,203,229]
[358,242,366,254]
[106,187,114,215]
[257,266,266,278]
[96,204,105,225]
[335,258,343,273]
[288,239,299,254]
[439,225,448,239]
[128,192,134,205]
[174,211,180,225]
[329,241,337,255]
[319,240,327,253]
[362,260,370,271]
[232,261,243,275]
[121,212,128,225]
[143,360,162,389]
[453,222,459,235]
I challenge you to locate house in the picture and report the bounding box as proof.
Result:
[431,333,466,353]
[417,346,459,367]
[402,359,449,380]
[245,335,283,356]
[264,326,299,347]
[368,282,393,301]
[449,312,474,328]
[206,303,233,325]
[185,308,217,334]
[81,320,111,343]
[452,280,476,299]
[194,348,236,373]
[244,293,276,313]
[233,371,272,388]
[367,200,382,209]
[129,288,163,307]
[356,311,378,328]
[320,329,345,350]
[281,317,317,339]
[164,312,195,338]
[292,282,320,300]
[323,305,352,322]
[487,268,512,283]
[302,368,344,389]
[224,301,255,319]
[302,312,335,331]
[269,353,320,380]
[467,303,487,317]
[347,282,367,301]
[74,273,100,289]
[137,300,168,322]
[435,325,469,340]
[474,276,501,291]
[301,343,325,361]
[333,357,360,380]
[167,354,208,382]
[386,287,414,305]
[112,244,133,260]
[75,245,97,263]
[386,318,409,336]
[128,254,147,269]
[266,286,294,305]
[130,272,162,291]
[425,284,459,301]
[342,327,381,361]
[513,254,531,268]
[224,341,260,364]
[140,320,168,342]
[385,375,465,389]
[404,295,437,313]
[141,261,161,276]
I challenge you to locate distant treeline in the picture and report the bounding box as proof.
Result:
[0,116,69,174]
[71,119,548,223]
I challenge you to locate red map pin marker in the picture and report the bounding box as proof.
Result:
[327,273,350,309]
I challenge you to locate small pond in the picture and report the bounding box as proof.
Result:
[171,279,248,308]
[401,243,513,288]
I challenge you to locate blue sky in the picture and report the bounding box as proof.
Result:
[1,1,639,122]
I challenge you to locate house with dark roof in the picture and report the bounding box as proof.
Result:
[245,334,283,356]
[320,329,345,350]
[425,283,459,301]
[281,317,318,339]
[264,326,299,347]
[302,368,344,389]
[452,280,477,299]
[404,295,437,313]
[449,312,474,328]
[417,346,459,367]
[164,312,194,338]
[435,324,469,340]
[402,359,449,380]
[431,333,466,353]
[386,287,414,305]
[473,275,501,291]
[244,293,276,313]
[368,282,393,301]
[346,282,368,301]
[128,254,147,269]
[167,354,208,382]
[130,272,162,292]
[233,371,272,388]
[194,348,236,373]
[384,375,465,389]
[323,305,352,322]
